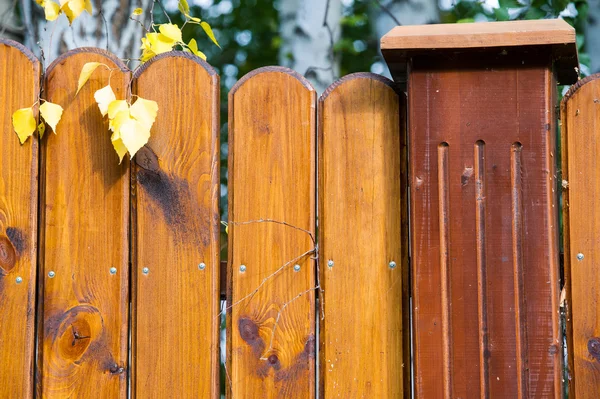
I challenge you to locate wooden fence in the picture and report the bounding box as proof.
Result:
[0,35,599,398]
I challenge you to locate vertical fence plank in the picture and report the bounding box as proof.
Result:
[319,73,405,397]
[409,59,562,398]
[39,49,130,397]
[132,52,221,397]
[562,74,600,399]
[227,67,316,397]
[0,39,40,398]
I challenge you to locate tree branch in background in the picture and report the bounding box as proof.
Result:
[373,0,402,26]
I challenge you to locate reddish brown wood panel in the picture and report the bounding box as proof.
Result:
[0,39,40,398]
[132,52,221,398]
[39,49,130,397]
[409,58,562,398]
[561,74,600,399]
[227,67,316,398]
[319,73,405,397]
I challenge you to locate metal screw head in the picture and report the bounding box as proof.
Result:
[327,260,334,268]
[240,265,247,273]
[198,262,206,270]
[110,267,117,275]
[294,264,301,272]
[142,267,149,275]
[48,271,55,278]
[389,261,397,269]
[15,276,23,284]
[577,253,584,261]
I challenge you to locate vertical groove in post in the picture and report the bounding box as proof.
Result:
[475,140,490,399]
[438,142,452,398]
[511,142,528,399]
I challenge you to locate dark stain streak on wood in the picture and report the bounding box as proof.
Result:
[6,227,26,255]
[238,317,265,359]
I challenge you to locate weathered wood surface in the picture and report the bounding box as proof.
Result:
[0,39,40,399]
[318,73,405,398]
[132,52,221,398]
[227,66,316,398]
[39,48,130,397]
[409,57,562,398]
[561,74,600,399]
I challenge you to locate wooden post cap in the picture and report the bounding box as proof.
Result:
[381,19,579,87]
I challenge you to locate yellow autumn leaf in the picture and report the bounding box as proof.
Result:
[158,23,182,43]
[132,7,143,16]
[39,101,64,134]
[111,134,128,163]
[200,21,220,48]
[186,14,201,23]
[119,118,151,158]
[109,109,131,133]
[178,0,189,14]
[130,97,158,130]
[35,0,44,4]
[186,38,207,60]
[107,100,129,121]
[94,85,116,117]
[37,122,46,139]
[140,32,176,62]
[12,107,37,144]
[77,62,101,95]
[60,0,92,24]
[43,1,61,21]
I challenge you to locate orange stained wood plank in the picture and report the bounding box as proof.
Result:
[319,73,405,398]
[227,67,316,398]
[409,58,562,398]
[561,74,600,399]
[0,39,40,399]
[132,52,221,398]
[381,19,575,51]
[39,48,130,398]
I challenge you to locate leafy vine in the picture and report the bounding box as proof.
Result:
[12,0,220,163]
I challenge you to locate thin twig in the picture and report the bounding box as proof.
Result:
[373,0,402,26]
[227,218,315,246]
[260,285,321,360]
[218,248,316,318]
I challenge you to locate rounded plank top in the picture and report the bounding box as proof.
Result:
[0,37,41,399]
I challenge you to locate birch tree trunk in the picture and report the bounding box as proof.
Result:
[20,0,151,66]
[585,0,600,74]
[279,0,342,94]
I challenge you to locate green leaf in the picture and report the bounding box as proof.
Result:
[494,7,511,21]
[523,6,546,19]
[178,0,189,15]
[456,18,475,23]
[499,0,521,9]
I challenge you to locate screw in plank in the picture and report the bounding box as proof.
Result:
[576,253,584,261]
[15,276,23,284]
[294,264,301,272]
[389,261,397,269]
[327,260,334,268]
[142,267,149,275]
[110,267,117,275]
[198,262,206,270]
[48,271,55,278]
[239,265,247,273]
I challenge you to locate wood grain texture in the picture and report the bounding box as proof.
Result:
[561,73,600,399]
[227,67,316,398]
[318,73,404,398]
[409,56,562,398]
[381,19,575,50]
[132,52,221,398]
[39,48,130,398]
[0,39,40,399]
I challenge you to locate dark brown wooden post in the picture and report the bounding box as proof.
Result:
[381,20,578,398]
